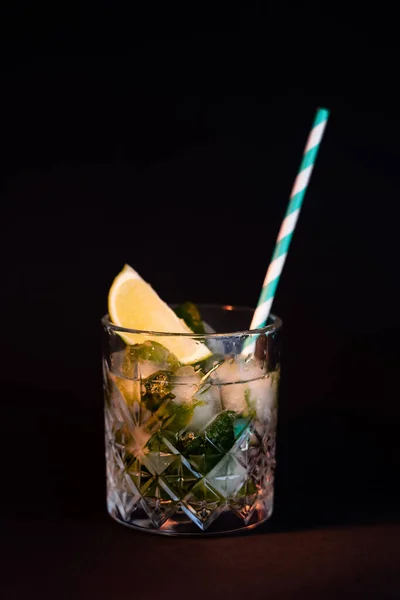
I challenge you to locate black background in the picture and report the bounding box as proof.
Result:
[1,3,400,599]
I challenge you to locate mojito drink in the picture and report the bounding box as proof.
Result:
[102,266,281,535]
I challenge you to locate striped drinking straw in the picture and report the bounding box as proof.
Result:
[244,107,330,348]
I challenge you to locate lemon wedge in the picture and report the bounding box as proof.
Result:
[108,264,212,365]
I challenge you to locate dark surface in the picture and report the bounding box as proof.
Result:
[1,3,400,599]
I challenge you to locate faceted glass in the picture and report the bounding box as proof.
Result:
[101,305,281,535]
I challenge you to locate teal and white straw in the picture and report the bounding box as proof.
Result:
[247,107,330,337]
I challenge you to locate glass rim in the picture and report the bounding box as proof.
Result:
[101,303,282,339]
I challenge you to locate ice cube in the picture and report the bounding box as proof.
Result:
[169,366,222,432]
[211,361,245,413]
[211,359,269,415]
[116,341,179,381]
[221,382,247,413]
[213,359,266,383]
[248,372,278,423]
[115,349,167,380]
[170,366,202,403]
[138,360,162,380]
[190,383,221,432]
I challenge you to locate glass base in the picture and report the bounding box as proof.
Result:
[107,495,274,537]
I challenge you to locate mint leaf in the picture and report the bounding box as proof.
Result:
[174,302,206,334]
[184,410,236,456]
[122,341,179,377]
[142,371,174,411]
